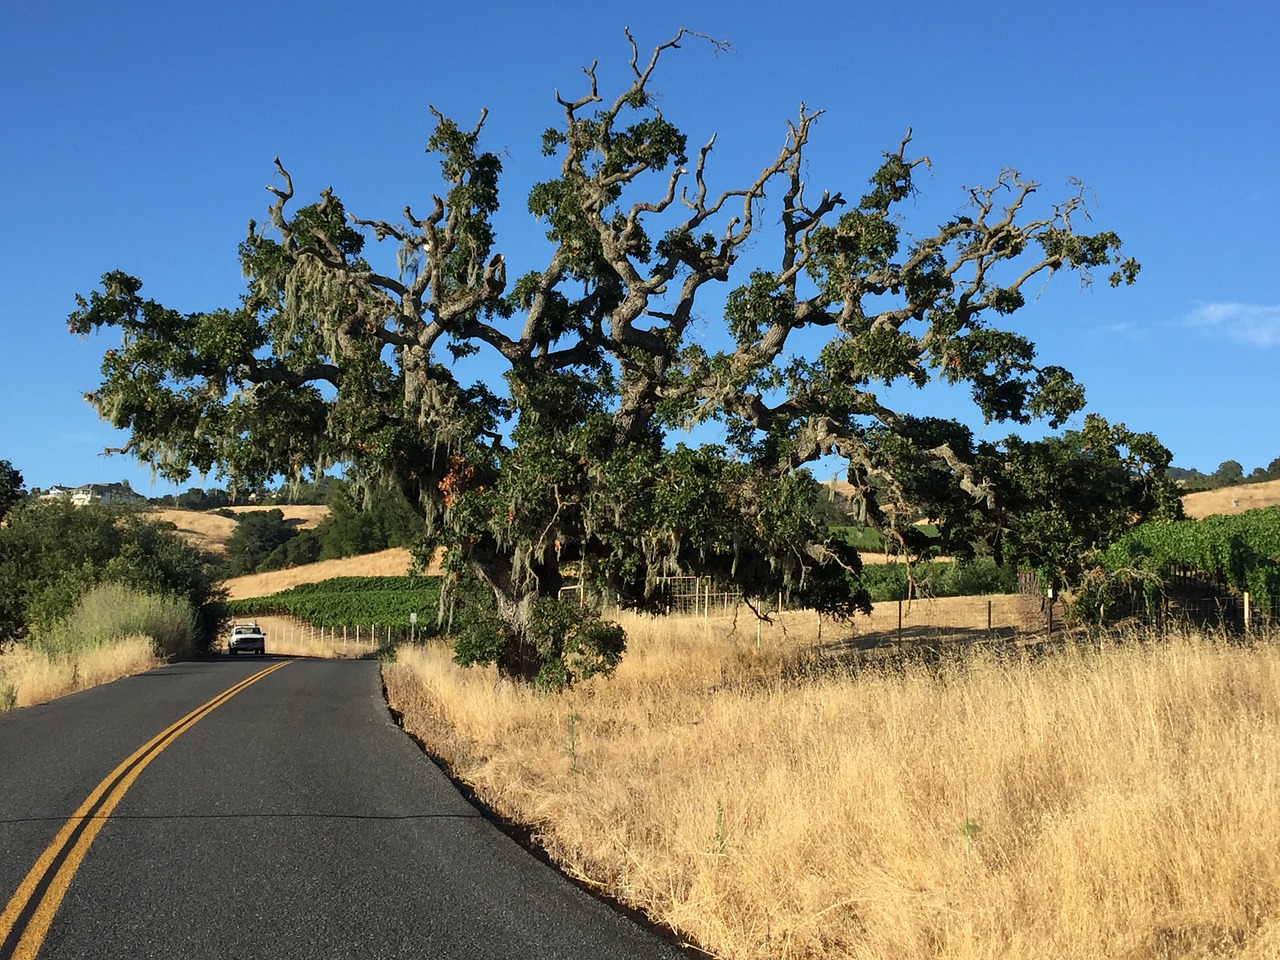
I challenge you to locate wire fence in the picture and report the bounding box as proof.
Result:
[558,576,749,616]
[652,576,746,616]
[245,580,1280,663]
[1101,591,1280,635]
[229,615,416,657]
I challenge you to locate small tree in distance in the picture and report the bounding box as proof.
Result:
[0,460,25,523]
[71,30,1154,686]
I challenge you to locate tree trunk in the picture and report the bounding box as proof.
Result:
[470,540,564,685]
[491,590,542,684]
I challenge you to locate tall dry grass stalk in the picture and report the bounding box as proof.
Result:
[32,582,197,660]
[0,637,159,711]
[383,613,1280,960]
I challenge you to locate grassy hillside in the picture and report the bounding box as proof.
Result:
[223,551,414,599]
[150,505,328,557]
[1181,478,1280,519]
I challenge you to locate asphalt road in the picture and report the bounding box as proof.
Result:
[0,657,688,959]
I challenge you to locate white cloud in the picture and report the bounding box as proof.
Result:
[1094,320,1138,336]
[1186,302,1280,347]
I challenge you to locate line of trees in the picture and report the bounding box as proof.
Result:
[1168,459,1280,492]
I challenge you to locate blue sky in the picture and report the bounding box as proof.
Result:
[2,0,1277,495]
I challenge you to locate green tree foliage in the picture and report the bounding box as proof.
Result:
[1212,460,1245,487]
[315,483,420,560]
[221,482,421,575]
[0,460,25,522]
[222,508,299,576]
[258,528,323,570]
[1168,456,1280,491]
[975,416,1182,590]
[70,31,1146,684]
[276,473,340,505]
[173,487,233,510]
[859,558,1017,603]
[0,499,221,647]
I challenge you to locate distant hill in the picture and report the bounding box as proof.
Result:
[222,547,421,600]
[223,504,329,526]
[151,504,444,599]
[1181,478,1280,519]
[821,477,1280,524]
[151,506,328,556]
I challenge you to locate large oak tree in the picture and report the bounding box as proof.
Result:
[71,31,1155,684]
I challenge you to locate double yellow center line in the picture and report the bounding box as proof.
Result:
[0,661,291,960]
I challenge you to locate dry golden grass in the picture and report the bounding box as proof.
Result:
[224,614,381,659]
[384,613,1280,960]
[824,477,1280,522]
[149,505,329,556]
[149,509,240,556]
[1182,479,1280,519]
[0,638,160,711]
[222,504,329,528]
[858,594,1032,635]
[221,547,418,600]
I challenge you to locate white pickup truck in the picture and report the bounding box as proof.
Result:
[227,622,266,655]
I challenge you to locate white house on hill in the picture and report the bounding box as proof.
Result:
[41,483,142,506]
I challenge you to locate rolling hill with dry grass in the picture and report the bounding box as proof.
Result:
[1180,477,1280,519]
[222,548,421,600]
[163,478,1280,602]
[150,505,328,557]
[151,504,440,599]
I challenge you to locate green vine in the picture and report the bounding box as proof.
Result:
[1100,505,1280,612]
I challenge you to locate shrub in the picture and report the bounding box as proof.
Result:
[31,582,197,659]
[0,499,219,649]
[860,558,1016,602]
[945,557,1018,596]
[447,576,624,691]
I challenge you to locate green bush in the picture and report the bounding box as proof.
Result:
[449,585,625,691]
[831,525,890,553]
[222,509,297,577]
[0,499,220,649]
[859,558,1016,603]
[525,598,626,692]
[945,557,1018,596]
